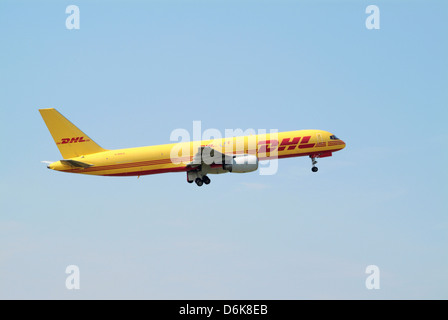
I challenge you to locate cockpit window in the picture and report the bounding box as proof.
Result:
[330,135,339,140]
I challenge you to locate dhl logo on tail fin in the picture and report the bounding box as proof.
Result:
[58,136,90,144]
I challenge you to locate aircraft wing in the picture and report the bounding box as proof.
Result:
[60,159,94,168]
[187,146,233,168]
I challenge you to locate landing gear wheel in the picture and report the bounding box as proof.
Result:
[187,180,193,183]
[195,178,203,186]
[202,176,211,185]
[310,155,319,173]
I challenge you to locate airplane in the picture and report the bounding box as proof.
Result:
[39,108,346,186]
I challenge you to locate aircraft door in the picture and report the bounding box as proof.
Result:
[316,132,324,147]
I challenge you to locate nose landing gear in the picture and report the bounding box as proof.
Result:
[310,156,318,172]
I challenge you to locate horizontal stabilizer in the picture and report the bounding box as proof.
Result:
[60,159,93,168]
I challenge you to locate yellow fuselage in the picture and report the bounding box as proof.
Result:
[48,129,345,176]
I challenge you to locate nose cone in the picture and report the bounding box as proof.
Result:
[326,132,346,150]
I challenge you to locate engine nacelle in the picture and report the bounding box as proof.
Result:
[223,155,258,173]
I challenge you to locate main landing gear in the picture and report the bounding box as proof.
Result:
[310,156,318,172]
[187,170,211,187]
[194,176,210,187]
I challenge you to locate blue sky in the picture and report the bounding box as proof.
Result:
[0,0,447,299]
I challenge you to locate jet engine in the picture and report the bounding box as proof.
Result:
[223,155,258,173]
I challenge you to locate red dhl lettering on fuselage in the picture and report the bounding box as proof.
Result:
[258,136,314,153]
[57,136,89,144]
